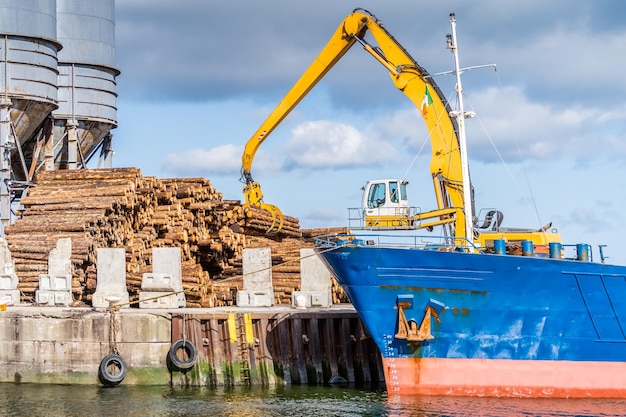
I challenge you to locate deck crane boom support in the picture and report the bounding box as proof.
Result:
[241,8,467,238]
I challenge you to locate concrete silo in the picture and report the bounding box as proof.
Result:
[53,0,119,171]
[0,0,61,228]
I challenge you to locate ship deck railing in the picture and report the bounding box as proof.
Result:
[314,233,480,252]
[347,207,423,230]
[315,234,611,264]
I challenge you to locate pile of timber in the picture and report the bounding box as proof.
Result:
[211,236,310,305]
[5,168,349,307]
[243,205,302,238]
[211,227,350,306]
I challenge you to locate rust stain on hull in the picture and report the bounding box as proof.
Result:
[380,285,488,296]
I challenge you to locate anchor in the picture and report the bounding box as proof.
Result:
[395,296,446,342]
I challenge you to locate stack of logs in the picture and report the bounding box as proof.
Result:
[5,168,349,307]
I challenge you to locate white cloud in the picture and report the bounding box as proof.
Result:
[162,144,241,175]
[283,120,398,169]
[161,143,287,178]
[378,108,429,147]
[462,86,626,162]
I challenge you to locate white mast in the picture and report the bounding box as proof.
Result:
[447,13,474,245]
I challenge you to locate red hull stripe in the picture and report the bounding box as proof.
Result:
[383,357,626,398]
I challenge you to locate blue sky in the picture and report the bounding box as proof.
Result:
[111,1,626,264]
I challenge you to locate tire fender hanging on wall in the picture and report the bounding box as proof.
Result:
[168,339,198,371]
[98,353,127,386]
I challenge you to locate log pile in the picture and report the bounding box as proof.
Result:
[243,205,302,238]
[5,168,349,307]
[211,236,310,306]
[211,227,351,306]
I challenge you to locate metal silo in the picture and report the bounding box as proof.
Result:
[52,0,119,171]
[0,0,61,228]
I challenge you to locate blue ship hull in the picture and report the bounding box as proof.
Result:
[316,237,626,397]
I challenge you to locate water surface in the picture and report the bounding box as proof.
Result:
[1,384,625,416]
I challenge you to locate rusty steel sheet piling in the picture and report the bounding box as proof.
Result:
[170,309,384,387]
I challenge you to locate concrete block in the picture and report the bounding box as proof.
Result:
[141,273,176,292]
[292,292,308,309]
[291,291,331,308]
[152,247,182,281]
[139,248,185,309]
[236,290,249,307]
[237,248,274,307]
[54,291,72,306]
[92,292,130,309]
[242,248,273,292]
[35,290,72,306]
[53,274,72,291]
[291,249,332,308]
[48,238,72,276]
[35,290,51,305]
[299,248,332,293]
[0,239,17,284]
[138,291,185,309]
[311,292,331,307]
[38,274,72,291]
[237,290,273,307]
[0,239,18,304]
[0,290,20,305]
[92,248,130,308]
[0,238,12,263]
[0,273,17,290]
[39,275,51,291]
[250,291,274,307]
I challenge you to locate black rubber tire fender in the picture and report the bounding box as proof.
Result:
[98,353,127,386]
[168,339,198,370]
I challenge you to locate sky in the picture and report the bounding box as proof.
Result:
[110,1,626,264]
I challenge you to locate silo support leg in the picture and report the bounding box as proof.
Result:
[67,120,78,170]
[0,100,12,233]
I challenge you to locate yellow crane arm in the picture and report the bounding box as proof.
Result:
[241,8,467,238]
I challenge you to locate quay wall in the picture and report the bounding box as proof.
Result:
[0,307,172,385]
[0,305,384,387]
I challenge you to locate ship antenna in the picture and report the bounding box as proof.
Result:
[447,12,474,245]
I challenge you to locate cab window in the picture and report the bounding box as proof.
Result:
[367,183,386,208]
[389,182,399,203]
[400,182,408,201]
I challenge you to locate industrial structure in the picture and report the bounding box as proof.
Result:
[0,0,119,231]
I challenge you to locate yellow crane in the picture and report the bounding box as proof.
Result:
[241,8,561,251]
[241,8,465,237]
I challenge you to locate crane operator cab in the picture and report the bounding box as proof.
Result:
[361,179,415,228]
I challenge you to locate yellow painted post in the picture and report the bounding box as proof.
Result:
[227,313,237,343]
[244,313,254,345]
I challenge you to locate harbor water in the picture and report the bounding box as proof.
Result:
[1,384,625,417]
